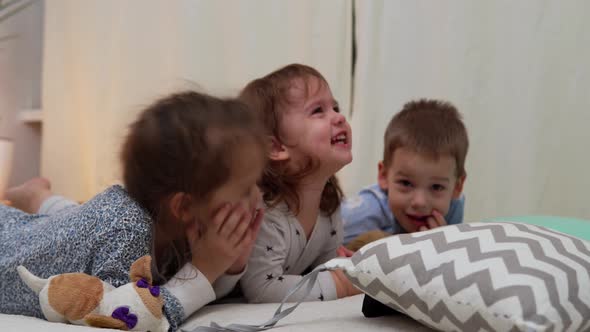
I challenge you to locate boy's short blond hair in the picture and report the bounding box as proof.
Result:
[383,99,469,177]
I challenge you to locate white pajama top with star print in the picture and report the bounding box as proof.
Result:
[240,202,343,303]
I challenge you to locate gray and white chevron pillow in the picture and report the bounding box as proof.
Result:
[325,222,590,331]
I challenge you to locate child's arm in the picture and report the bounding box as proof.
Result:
[163,265,248,323]
[342,186,393,244]
[315,210,363,298]
[240,218,341,303]
[211,207,264,299]
[312,209,344,266]
[177,202,261,308]
[212,272,246,298]
[331,270,362,297]
[163,263,215,323]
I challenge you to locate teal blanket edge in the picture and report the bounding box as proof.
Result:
[483,215,590,241]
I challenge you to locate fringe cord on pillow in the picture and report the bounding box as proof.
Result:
[185,265,330,332]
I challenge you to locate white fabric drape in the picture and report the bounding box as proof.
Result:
[42,0,352,201]
[42,0,590,221]
[342,0,590,220]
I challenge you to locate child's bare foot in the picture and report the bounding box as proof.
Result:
[4,177,53,213]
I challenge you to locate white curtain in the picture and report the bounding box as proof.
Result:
[42,0,590,221]
[42,0,352,201]
[342,0,590,221]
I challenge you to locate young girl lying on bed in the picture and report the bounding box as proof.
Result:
[238,64,361,303]
[0,91,267,330]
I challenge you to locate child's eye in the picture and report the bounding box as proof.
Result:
[312,107,323,115]
[333,106,340,113]
[396,180,413,188]
[432,184,445,192]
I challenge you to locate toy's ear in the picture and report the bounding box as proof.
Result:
[130,255,153,283]
[85,313,128,330]
[346,230,391,252]
[49,273,104,321]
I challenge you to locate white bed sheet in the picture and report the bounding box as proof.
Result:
[0,295,433,332]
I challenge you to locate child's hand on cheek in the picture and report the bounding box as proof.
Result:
[189,203,256,284]
[425,209,447,230]
[226,208,264,275]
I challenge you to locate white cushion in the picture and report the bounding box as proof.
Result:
[325,222,590,331]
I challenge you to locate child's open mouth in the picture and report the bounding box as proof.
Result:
[330,132,348,146]
[407,214,430,228]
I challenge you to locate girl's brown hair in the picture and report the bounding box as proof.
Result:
[121,91,266,282]
[239,64,343,216]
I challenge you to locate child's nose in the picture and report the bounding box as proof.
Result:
[410,190,428,209]
[332,110,346,124]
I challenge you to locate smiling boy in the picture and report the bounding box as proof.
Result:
[342,99,469,247]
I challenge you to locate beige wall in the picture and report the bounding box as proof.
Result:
[0,1,43,187]
[41,0,352,201]
[4,1,590,221]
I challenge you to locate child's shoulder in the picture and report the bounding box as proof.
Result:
[342,184,387,211]
[449,194,466,211]
[347,183,386,201]
[453,194,466,204]
[262,201,293,224]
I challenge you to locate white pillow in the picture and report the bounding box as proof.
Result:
[324,222,590,331]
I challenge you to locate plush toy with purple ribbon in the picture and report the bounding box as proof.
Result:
[17,255,170,331]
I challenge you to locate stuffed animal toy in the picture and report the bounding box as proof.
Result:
[344,229,391,251]
[17,255,170,331]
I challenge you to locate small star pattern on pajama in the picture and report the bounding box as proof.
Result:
[240,202,343,303]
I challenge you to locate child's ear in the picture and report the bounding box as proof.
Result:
[452,173,467,199]
[170,192,194,224]
[377,161,389,191]
[269,136,289,161]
